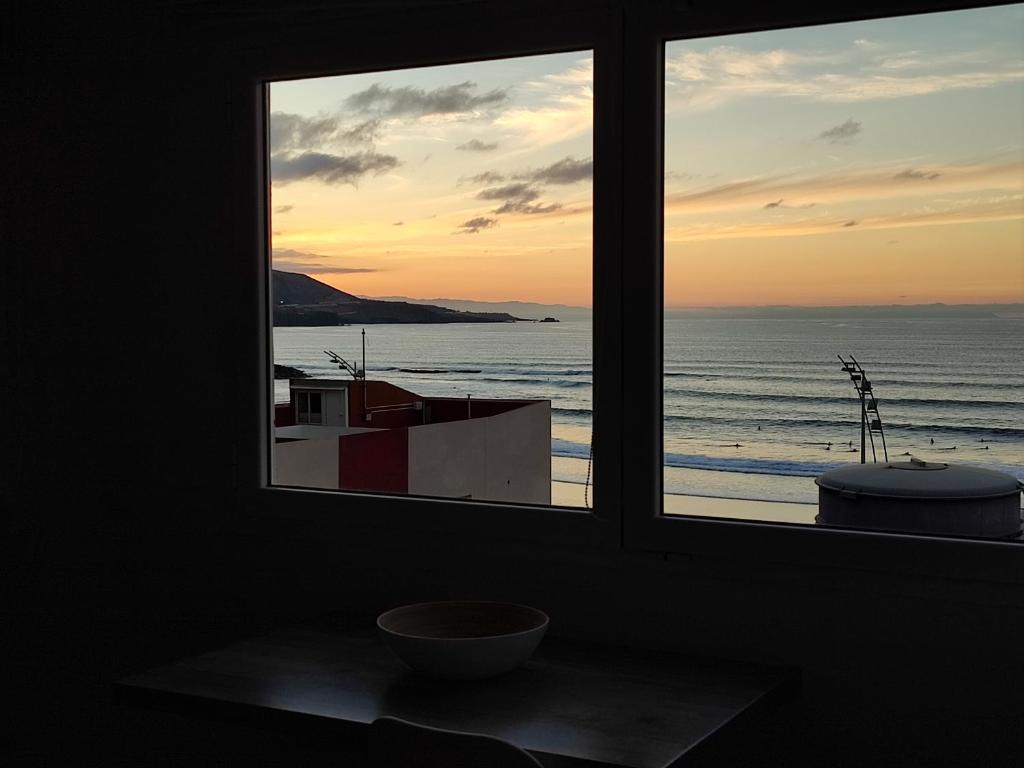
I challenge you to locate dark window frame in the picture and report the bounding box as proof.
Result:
[234,2,623,551]
[620,0,1023,582]
[232,0,1023,582]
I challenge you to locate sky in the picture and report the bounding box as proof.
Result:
[270,4,1023,308]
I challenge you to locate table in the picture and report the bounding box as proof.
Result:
[115,613,797,767]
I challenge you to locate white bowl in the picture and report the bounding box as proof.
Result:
[377,601,549,680]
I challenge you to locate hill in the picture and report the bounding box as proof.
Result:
[365,295,592,321]
[272,271,522,326]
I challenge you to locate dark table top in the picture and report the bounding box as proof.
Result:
[115,613,797,768]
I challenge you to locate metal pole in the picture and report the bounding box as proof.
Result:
[860,390,867,464]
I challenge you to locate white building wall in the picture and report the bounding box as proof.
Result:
[482,402,551,504]
[407,402,551,504]
[273,438,338,490]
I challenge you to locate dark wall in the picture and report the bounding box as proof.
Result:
[5,2,1022,766]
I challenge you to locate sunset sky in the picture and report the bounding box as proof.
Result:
[270,4,1023,308]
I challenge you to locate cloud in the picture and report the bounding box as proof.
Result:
[665,196,1023,242]
[665,42,1024,111]
[270,112,341,152]
[818,118,861,143]
[270,151,399,185]
[393,221,403,226]
[895,168,941,180]
[516,156,592,185]
[345,81,509,117]
[495,200,561,215]
[495,58,593,145]
[476,183,560,214]
[456,139,498,151]
[763,198,815,210]
[274,205,294,214]
[462,171,506,185]
[665,159,1023,215]
[476,183,538,201]
[270,113,382,153]
[272,248,377,274]
[457,216,497,233]
[340,118,382,145]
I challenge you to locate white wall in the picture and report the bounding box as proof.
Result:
[407,402,551,504]
[273,438,339,489]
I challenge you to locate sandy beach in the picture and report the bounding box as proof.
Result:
[552,480,817,524]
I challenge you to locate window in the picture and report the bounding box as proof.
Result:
[295,391,323,425]
[240,0,1022,577]
[263,33,609,510]
[658,4,1023,536]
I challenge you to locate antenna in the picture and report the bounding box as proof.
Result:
[838,354,888,463]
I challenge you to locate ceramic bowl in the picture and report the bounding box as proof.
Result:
[377,601,549,680]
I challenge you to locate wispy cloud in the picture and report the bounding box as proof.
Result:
[476,183,560,214]
[346,81,509,118]
[271,151,399,186]
[456,139,498,151]
[665,42,1024,110]
[461,170,506,185]
[270,112,340,153]
[272,248,377,274]
[895,168,941,180]
[340,118,383,144]
[274,205,294,214]
[665,159,1023,214]
[457,216,498,233]
[270,113,381,153]
[516,156,592,185]
[666,195,1023,242]
[817,118,861,143]
[763,198,815,209]
[496,57,593,146]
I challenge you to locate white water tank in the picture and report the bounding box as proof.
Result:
[816,458,1022,539]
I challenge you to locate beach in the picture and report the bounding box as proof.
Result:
[273,316,1023,520]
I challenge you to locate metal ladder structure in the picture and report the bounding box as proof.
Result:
[838,354,889,464]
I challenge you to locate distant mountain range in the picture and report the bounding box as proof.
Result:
[272,271,524,326]
[365,295,593,321]
[274,271,1021,324]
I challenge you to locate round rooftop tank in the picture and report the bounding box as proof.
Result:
[816,458,1023,538]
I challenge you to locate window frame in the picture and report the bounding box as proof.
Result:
[231,0,1023,582]
[233,1,623,550]
[620,0,1023,582]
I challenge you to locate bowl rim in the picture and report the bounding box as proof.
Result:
[376,600,549,642]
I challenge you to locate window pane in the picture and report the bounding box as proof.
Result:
[269,51,594,506]
[663,6,1024,536]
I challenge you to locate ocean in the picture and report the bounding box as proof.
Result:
[273,315,1023,507]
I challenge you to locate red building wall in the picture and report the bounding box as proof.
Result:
[338,428,409,494]
[274,403,296,427]
[347,381,424,429]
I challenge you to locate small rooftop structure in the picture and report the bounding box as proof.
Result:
[273,378,551,504]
